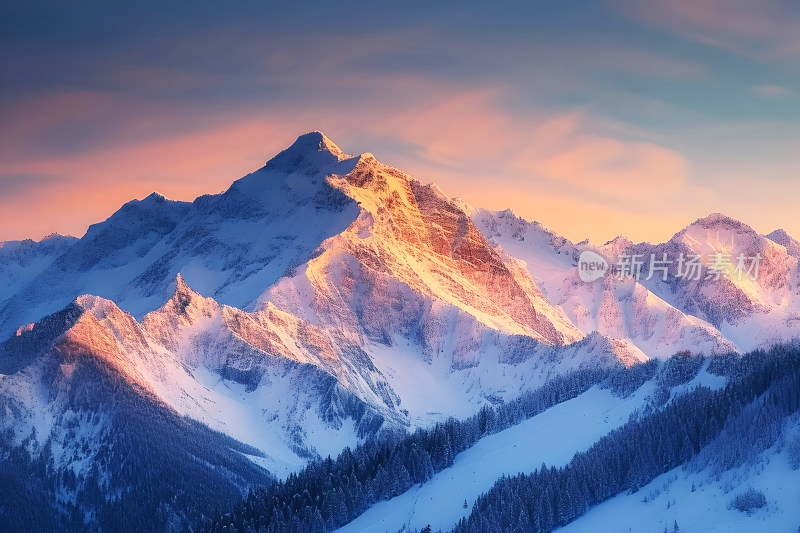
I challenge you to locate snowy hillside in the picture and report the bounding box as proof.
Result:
[336,383,655,533]
[561,422,800,533]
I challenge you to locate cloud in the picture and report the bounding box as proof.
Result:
[0,173,65,195]
[0,78,708,243]
[0,116,292,241]
[0,16,783,245]
[753,84,793,97]
[613,0,800,61]
[511,112,690,200]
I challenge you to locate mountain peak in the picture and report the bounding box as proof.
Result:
[157,273,218,321]
[144,191,167,202]
[41,232,70,241]
[171,273,201,302]
[74,294,118,317]
[264,131,352,174]
[603,235,633,247]
[294,131,347,157]
[767,228,800,257]
[690,213,750,231]
[669,213,755,245]
[601,235,634,256]
[767,228,797,244]
[123,192,172,212]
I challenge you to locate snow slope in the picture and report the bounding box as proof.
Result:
[0,233,76,303]
[2,273,628,480]
[560,415,800,533]
[336,383,656,533]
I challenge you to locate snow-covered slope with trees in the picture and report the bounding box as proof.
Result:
[336,383,655,533]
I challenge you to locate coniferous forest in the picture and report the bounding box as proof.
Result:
[453,346,800,532]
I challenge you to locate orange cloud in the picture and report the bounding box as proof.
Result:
[512,113,690,200]
[0,80,720,244]
[0,116,292,241]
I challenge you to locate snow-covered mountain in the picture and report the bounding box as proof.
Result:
[0,233,76,303]
[468,206,800,356]
[0,295,272,531]
[465,207,737,359]
[3,131,800,532]
[631,214,800,350]
[0,134,364,339]
[4,133,800,466]
[0,133,629,488]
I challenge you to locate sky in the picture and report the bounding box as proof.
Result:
[2,0,800,244]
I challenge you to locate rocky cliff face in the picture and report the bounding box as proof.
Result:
[263,147,582,349]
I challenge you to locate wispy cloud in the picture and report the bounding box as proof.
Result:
[613,0,800,61]
[2,1,800,243]
[753,84,793,97]
[0,173,65,195]
[0,77,706,243]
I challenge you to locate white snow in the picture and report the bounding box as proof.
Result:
[561,415,800,533]
[336,383,655,533]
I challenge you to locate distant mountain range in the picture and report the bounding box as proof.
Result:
[2,132,800,532]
